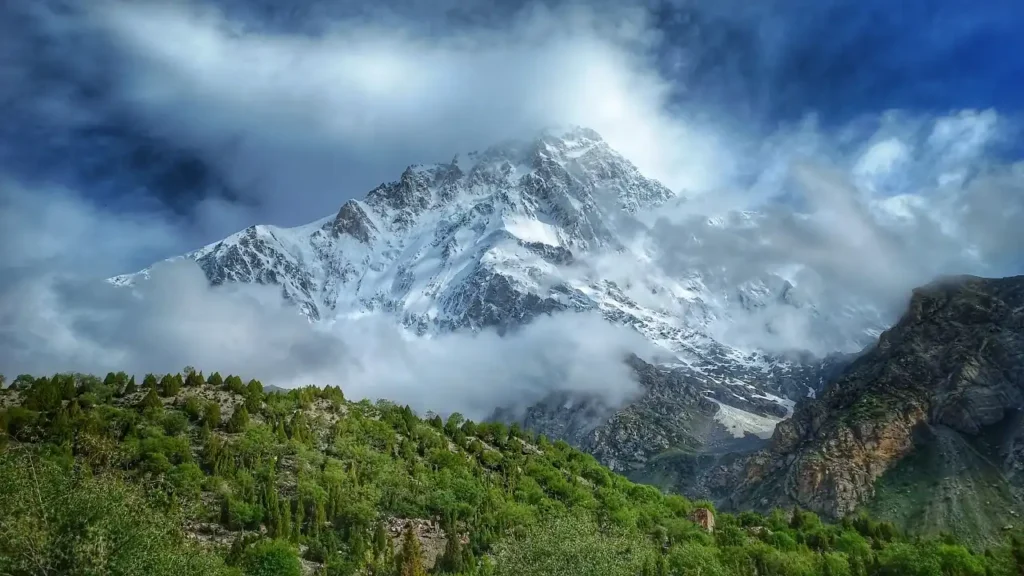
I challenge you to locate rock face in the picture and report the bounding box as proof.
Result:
[690,508,715,533]
[728,275,1024,539]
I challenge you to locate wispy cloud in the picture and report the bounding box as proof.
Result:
[0,258,651,419]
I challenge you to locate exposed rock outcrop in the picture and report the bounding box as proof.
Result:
[729,275,1024,525]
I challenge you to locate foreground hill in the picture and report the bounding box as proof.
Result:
[727,275,1024,546]
[1,370,1022,575]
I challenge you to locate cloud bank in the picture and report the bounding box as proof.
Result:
[0,258,651,419]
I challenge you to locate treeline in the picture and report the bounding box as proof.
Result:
[2,370,1024,576]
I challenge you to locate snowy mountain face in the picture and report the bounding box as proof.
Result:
[113,127,883,483]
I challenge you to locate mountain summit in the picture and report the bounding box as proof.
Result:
[112,127,883,474]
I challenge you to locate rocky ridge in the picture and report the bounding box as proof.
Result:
[726,275,1024,543]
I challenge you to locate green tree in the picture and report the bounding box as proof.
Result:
[397,523,426,576]
[241,539,302,576]
[123,375,138,396]
[163,411,189,436]
[436,523,465,574]
[204,402,222,429]
[493,514,648,576]
[245,379,264,399]
[143,373,159,391]
[185,370,206,388]
[137,387,163,411]
[444,413,465,437]
[227,406,250,433]
[184,396,204,421]
[225,375,246,395]
[208,372,224,388]
[160,374,181,398]
[0,451,233,576]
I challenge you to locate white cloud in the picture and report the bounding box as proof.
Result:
[65,0,731,235]
[638,109,1024,355]
[0,254,651,420]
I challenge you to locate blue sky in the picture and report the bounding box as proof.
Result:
[652,0,1024,126]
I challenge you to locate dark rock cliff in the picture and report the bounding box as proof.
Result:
[728,275,1024,538]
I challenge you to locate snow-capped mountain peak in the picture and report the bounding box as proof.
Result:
[112,126,880,444]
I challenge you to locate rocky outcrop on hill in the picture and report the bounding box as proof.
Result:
[728,275,1024,529]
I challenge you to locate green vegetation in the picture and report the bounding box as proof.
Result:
[1,370,1022,575]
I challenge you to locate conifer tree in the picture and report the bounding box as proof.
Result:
[436,523,465,574]
[208,371,224,388]
[227,406,249,433]
[159,374,179,397]
[142,373,158,391]
[281,499,292,542]
[397,524,426,576]
[123,375,137,396]
[243,379,264,412]
[373,522,389,557]
[185,369,205,388]
[137,387,162,411]
[225,375,245,394]
[204,402,222,429]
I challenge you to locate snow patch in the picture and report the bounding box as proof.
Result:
[710,399,784,439]
[503,217,561,246]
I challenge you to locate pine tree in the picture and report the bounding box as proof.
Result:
[436,523,464,574]
[244,380,264,412]
[292,500,304,543]
[137,387,162,411]
[281,499,292,542]
[185,369,205,388]
[123,375,137,396]
[349,529,366,564]
[226,406,249,433]
[207,371,224,388]
[204,402,222,429]
[460,545,476,574]
[220,496,232,527]
[142,373,158,391]
[373,522,389,557]
[50,405,73,444]
[397,524,426,576]
[159,374,179,398]
[225,375,245,394]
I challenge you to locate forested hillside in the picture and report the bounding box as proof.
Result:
[1,370,1021,576]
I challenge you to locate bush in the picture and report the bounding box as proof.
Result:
[163,411,190,436]
[0,450,233,576]
[227,406,250,433]
[241,539,302,576]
